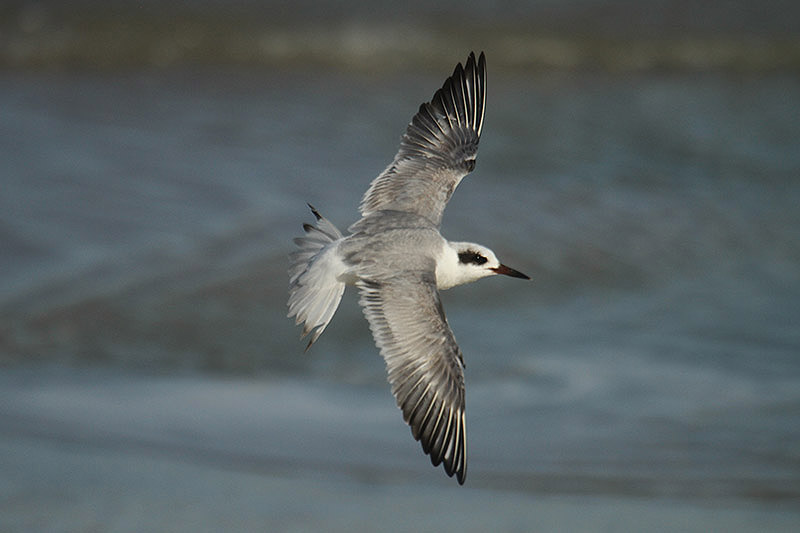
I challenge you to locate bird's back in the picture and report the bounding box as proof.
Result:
[341,211,445,278]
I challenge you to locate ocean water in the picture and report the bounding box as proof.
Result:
[1,3,800,530]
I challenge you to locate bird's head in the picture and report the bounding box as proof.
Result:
[437,241,530,289]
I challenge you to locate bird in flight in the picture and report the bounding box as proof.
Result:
[288,52,529,484]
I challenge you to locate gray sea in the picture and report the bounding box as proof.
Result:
[1,1,799,531]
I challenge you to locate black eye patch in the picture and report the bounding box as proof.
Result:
[458,250,488,265]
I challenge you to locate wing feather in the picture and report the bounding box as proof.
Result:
[359,52,487,228]
[357,272,467,484]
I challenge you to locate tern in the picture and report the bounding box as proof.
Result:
[288,52,529,484]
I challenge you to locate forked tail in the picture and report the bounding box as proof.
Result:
[287,205,346,350]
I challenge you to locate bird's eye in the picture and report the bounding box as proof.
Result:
[458,251,488,265]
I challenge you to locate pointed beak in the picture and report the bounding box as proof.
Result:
[491,264,530,280]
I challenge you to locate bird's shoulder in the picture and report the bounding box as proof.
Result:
[348,210,438,234]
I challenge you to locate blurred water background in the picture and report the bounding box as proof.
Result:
[1,1,799,531]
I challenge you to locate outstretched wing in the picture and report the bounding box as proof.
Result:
[360,52,486,228]
[357,271,467,484]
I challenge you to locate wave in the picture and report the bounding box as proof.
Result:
[2,3,799,71]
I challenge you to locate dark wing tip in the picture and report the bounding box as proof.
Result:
[403,390,467,485]
[405,51,487,162]
[456,463,466,485]
[430,51,486,120]
[466,50,485,77]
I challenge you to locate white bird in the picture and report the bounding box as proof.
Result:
[288,52,529,484]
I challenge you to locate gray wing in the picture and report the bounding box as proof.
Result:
[359,52,486,228]
[357,271,467,484]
